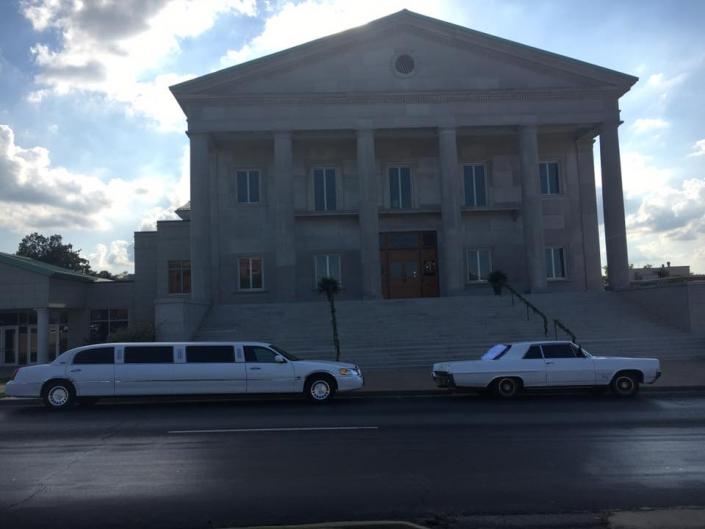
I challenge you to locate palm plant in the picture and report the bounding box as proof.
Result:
[317,276,341,361]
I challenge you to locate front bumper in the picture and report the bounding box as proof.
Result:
[336,374,364,392]
[432,371,455,389]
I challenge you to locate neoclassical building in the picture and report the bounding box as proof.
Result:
[0,10,638,361]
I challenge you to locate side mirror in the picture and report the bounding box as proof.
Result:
[274,354,286,364]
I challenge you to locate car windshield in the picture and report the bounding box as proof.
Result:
[481,344,510,360]
[270,344,300,361]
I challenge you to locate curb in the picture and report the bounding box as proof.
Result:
[223,522,428,529]
[1,385,704,406]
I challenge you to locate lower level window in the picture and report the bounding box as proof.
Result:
[546,247,566,279]
[239,257,263,290]
[314,255,341,284]
[467,249,491,282]
[89,309,128,342]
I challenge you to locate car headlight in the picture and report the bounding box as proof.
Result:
[339,367,361,376]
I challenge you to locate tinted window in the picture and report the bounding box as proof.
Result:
[541,343,576,359]
[523,345,543,359]
[244,346,280,363]
[73,347,114,365]
[186,345,234,363]
[124,346,173,364]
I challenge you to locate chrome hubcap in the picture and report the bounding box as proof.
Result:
[48,387,69,407]
[617,377,633,392]
[500,380,514,395]
[311,381,330,400]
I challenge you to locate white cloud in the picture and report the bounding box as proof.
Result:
[0,123,181,234]
[138,145,190,230]
[620,150,675,198]
[21,0,257,131]
[688,138,705,157]
[631,118,669,134]
[88,240,134,274]
[220,0,449,67]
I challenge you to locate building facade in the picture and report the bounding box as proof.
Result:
[0,10,639,363]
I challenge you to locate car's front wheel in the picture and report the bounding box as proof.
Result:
[611,372,640,397]
[42,380,75,410]
[492,377,522,399]
[305,375,336,403]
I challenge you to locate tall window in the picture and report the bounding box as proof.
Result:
[239,257,263,290]
[545,247,566,279]
[313,168,337,211]
[467,249,491,282]
[464,164,487,206]
[89,309,129,342]
[168,260,191,294]
[389,166,412,209]
[314,255,341,284]
[236,169,260,203]
[539,162,560,194]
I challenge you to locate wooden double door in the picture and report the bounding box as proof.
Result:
[380,231,439,299]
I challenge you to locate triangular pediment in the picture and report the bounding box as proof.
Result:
[172,10,636,102]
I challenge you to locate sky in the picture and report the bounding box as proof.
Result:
[0,0,704,274]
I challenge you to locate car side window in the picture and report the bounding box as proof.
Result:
[541,343,576,359]
[243,346,281,363]
[523,345,543,359]
[73,347,115,365]
[570,344,587,358]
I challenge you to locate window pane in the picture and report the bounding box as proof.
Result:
[91,309,109,322]
[124,346,174,363]
[540,164,549,194]
[248,171,260,202]
[251,258,263,289]
[186,345,234,363]
[237,171,248,203]
[464,167,476,206]
[244,345,278,363]
[478,250,491,279]
[314,169,325,211]
[325,169,336,211]
[545,248,554,278]
[475,166,487,206]
[239,258,251,289]
[110,309,128,321]
[554,248,565,278]
[182,267,191,293]
[400,170,411,208]
[108,320,128,337]
[468,250,479,281]
[329,255,341,281]
[523,345,543,359]
[542,343,575,359]
[73,347,115,365]
[314,255,327,281]
[389,170,400,208]
[549,163,559,194]
[90,321,110,342]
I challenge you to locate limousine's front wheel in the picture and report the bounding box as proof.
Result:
[305,374,336,403]
[42,379,75,410]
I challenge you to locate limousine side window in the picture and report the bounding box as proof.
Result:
[124,346,174,364]
[186,345,234,363]
[523,345,543,359]
[73,347,115,365]
[243,346,281,363]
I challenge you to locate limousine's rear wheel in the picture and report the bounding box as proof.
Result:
[492,377,522,399]
[42,380,75,410]
[611,372,640,397]
[305,375,336,403]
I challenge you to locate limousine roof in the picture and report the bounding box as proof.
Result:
[83,341,274,347]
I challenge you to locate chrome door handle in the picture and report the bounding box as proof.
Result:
[69,368,82,373]
[249,367,261,370]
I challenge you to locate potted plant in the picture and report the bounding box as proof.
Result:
[487,270,507,296]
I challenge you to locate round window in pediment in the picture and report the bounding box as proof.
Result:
[394,53,415,75]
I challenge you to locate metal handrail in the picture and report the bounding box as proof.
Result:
[553,318,576,343]
[503,283,577,342]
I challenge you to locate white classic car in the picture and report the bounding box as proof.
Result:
[5,341,364,409]
[432,341,661,398]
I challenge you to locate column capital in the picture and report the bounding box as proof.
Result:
[356,128,375,138]
[273,129,292,139]
[438,126,456,135]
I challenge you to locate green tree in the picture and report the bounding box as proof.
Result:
[17,232,91,273]
[318,276,341,362]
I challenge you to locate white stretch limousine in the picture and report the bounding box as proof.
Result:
[432,341,661,398]
[6,342,364,409]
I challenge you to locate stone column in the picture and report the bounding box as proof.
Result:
[273,130,296,301]
[189,132,212,303]
[600,120,630,290]
[519,125,547,292]
[438,127,463,295]
[357,129,381,299]
[576,136,603,290]
[35,307,49,364]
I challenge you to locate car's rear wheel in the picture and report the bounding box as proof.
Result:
[611,373,640,397]
[42,380,75,410]
[492,377,521,399]
[305,375,336,403]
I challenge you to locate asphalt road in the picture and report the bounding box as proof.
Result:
[1,392,705,529]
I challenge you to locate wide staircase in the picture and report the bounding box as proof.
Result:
[195,290,705,369]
